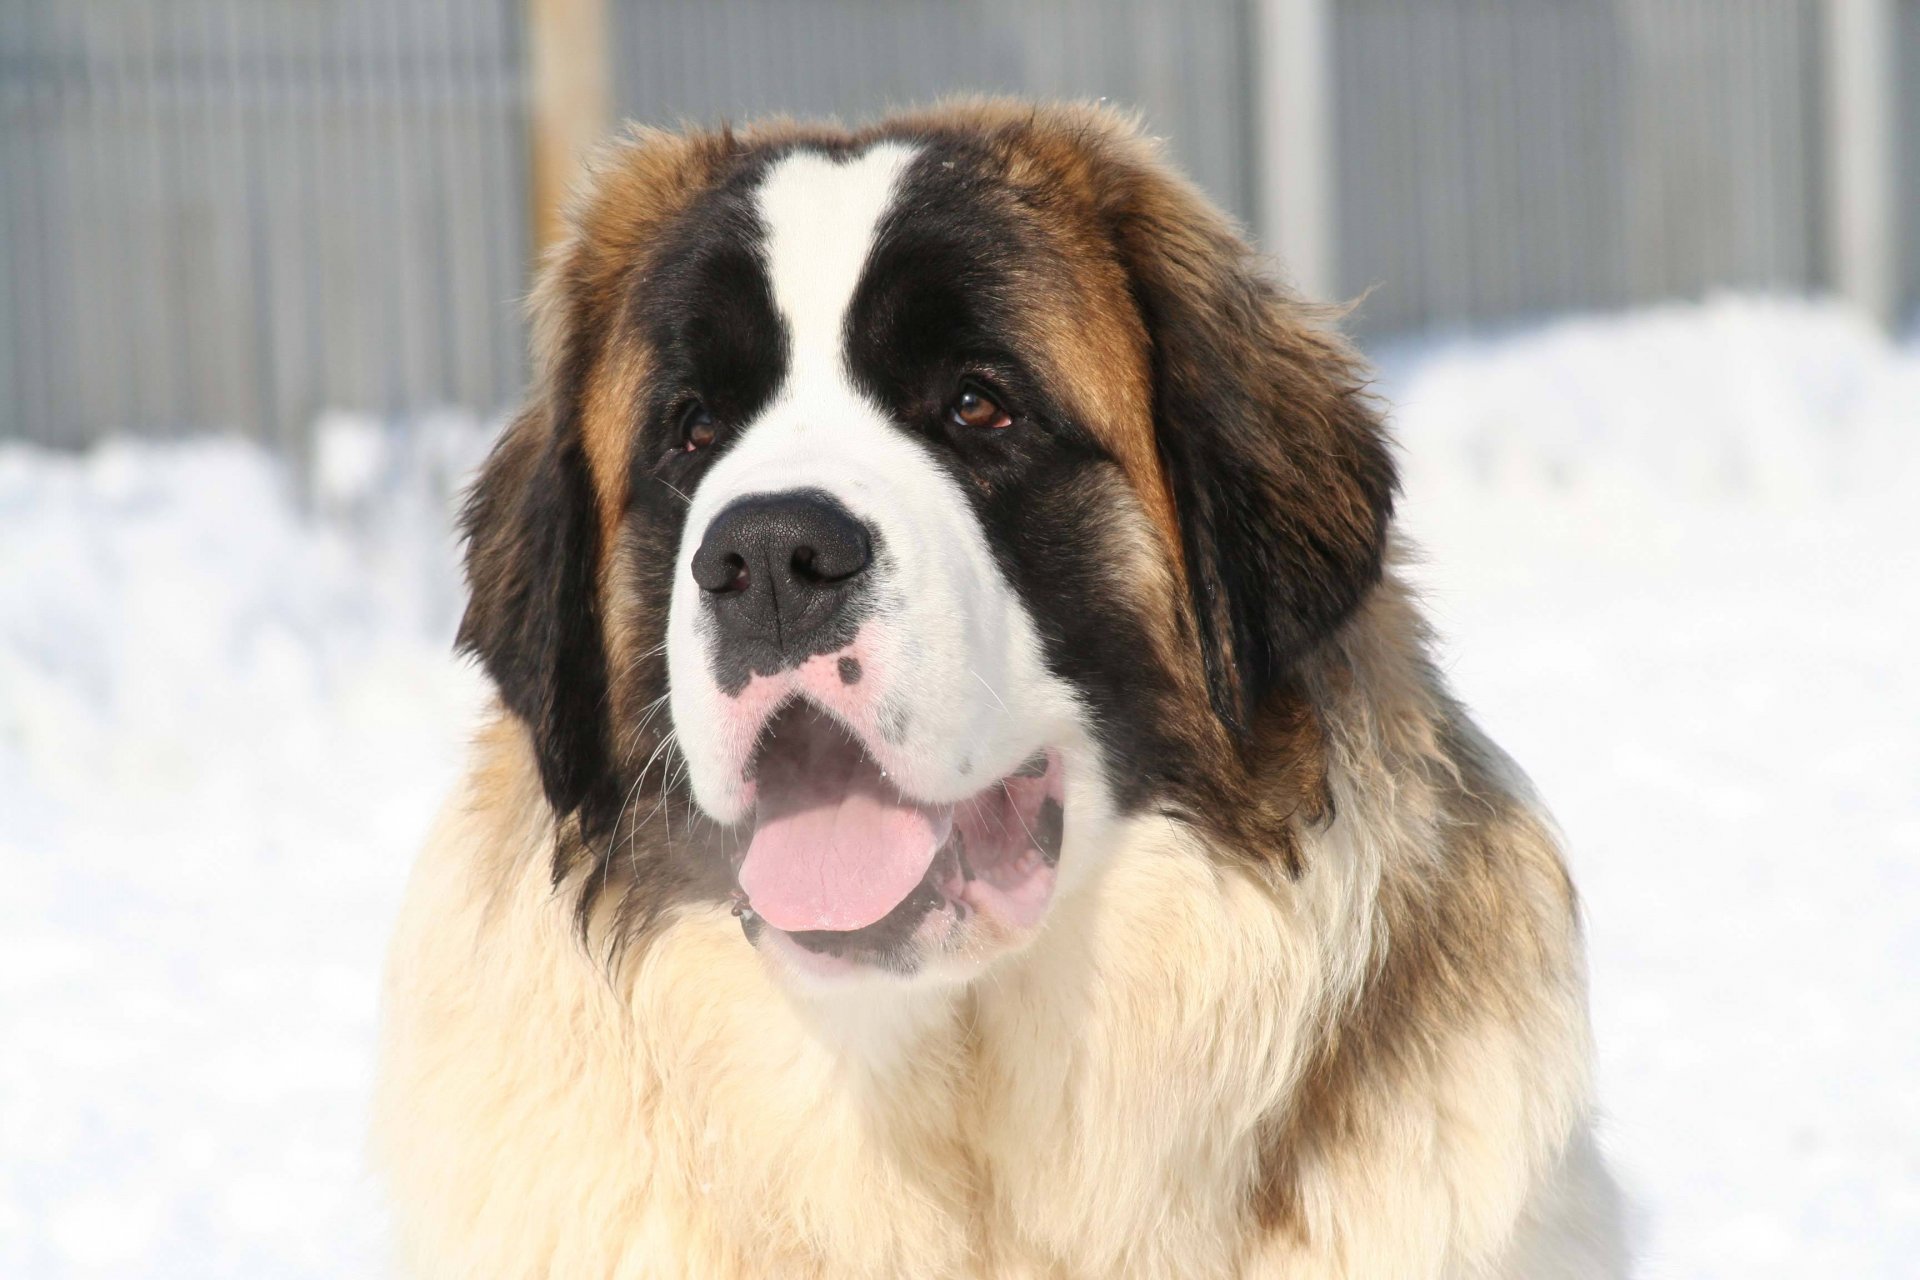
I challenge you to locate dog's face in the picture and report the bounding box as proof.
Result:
[460,104,1394,986]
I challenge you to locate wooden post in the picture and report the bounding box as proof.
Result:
[528,0,611,253]
[1253,0,1337,301]
[1823,0,1898,327]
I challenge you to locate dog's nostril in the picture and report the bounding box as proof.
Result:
[790,530,868,584]
[720,553,749,593]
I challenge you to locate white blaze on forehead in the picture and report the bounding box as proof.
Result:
[755,143,917,370]
[669,135,1077,832]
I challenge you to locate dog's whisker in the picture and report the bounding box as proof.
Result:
[969,667,1010,715]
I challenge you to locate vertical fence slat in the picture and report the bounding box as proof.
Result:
[1825,0,1901,324]
[1904,0,1920,323]
[0,14,19,441]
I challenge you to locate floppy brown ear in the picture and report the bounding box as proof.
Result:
[1108,162,1396,736]
[452,124,739,838]
[456,397,614,829]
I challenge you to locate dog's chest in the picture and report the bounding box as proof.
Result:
[380,811,1284,1279]
[616,906,1264,1279]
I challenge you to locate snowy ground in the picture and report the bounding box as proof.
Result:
[2,298,1916,1277]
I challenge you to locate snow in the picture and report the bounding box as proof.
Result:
[0,417,489,1277]
[3,297,1916,1276]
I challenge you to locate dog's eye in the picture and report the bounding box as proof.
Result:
[681,400,716,451]
[947,382,1013,432]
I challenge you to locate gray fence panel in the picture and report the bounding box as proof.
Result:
[1903,0,1920,326]
[1333,0,1825,333]
[607,0,1259,233]
[0,0,529,450]
[2,0,1913,448]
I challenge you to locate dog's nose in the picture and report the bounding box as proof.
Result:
[691,490,872,658]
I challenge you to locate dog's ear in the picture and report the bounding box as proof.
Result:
[1106,157,1397,736]
[456,395,613,828]
[453,125,737,835]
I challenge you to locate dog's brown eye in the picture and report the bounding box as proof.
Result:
[681,401,716,451]
[948,383,1012,431]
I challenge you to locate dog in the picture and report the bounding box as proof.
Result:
[374,100,1623,1277]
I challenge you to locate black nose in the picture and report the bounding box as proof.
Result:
[691,490,872,666]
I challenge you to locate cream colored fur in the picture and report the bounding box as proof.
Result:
[374,577,1623,1278]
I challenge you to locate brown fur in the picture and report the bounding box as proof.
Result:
[1253,587,1588,1244]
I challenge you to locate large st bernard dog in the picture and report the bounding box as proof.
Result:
[375,101,1623,1277]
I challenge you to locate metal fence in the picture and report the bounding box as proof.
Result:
[1904,0,1920,313]
[609,0,1258,227]
[1332,0,1828,331]
[1,0,529,449]
[1,0,1914,450]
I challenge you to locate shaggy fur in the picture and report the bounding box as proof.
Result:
[375,100,1623,1277]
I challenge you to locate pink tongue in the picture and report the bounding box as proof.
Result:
[740,795,949,932]
[737,706,951,933]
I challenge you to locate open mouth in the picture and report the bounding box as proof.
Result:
[734,702,1064,971]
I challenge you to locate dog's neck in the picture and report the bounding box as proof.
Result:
[773,964,973,1077]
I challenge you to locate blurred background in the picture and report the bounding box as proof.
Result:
[3,0,1917,449]
[2,3,1916,1277]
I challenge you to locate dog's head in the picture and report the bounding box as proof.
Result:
[460,103,1394,985]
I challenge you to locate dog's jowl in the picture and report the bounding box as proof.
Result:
[374,102,1624,1278]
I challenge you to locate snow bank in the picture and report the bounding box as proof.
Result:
[0,415,490,1277]
[2,299,1915,1277]
[1377,295,1920,504]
